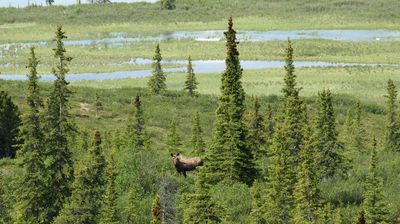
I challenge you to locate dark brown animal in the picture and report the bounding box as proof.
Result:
[170,153,203,177]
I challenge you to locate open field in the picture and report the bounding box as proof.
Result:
[1,1,400,223]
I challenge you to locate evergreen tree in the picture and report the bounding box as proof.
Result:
[384,79,400,151]
[312,89,346,179]
[14,47,49,224]
[353,99,367,149]
[99,151,120,224]
[249,180,266,224]
[191,112,205,154]
[264,104,275,144]
[122,190,138,224]
[126,96,147,150]
[203,17,256,186]
[184,56,199,97]
[54,131,106,224]
[151,195,162,224]
[0,90,20,159]
[282,39,297,97]
[44,25,74,221]
[161,0,176,10]
[184,168,223,224]
[293,134,321,224]
[247,97,266,159]
[148,44,166,95]
[362,138,390,224]
[264,39,306,223]
[46,0,54,6]
[166,119,182,153]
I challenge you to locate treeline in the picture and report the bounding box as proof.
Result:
[0,18,398,223]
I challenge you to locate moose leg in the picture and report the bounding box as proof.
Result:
[183,171,187,178]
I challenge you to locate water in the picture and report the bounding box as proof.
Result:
[2,29,399,53]
[0,59,380,81]
[0,0,157,8]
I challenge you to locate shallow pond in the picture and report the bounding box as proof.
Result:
[0,59,384,81]
[1,29,399,53]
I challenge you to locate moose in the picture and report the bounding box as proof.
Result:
[170,153,203,177]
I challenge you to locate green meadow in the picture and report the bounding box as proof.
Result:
[1,0,400,223]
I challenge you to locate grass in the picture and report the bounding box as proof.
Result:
[72,66,400,106]
[0,78,399,222]
[2,39,400,74]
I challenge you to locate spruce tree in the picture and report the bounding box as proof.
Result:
[191,112,205,154]
[54,131,106,224]
[312,89,346,179]
[99,151,120,224]
[353,99,367,150]
[122,190,138,224]
[183,168,223,224]
[203,17,256,186]
[264,104,275,144]
[14,47,49,224]
[184,56,199,97]
[282,39,297,97]
[126,96,147,150]
[362,138,390,224]
[151,195,162,224]
[293,134,321,224]
[247,97,266,159]
[161,0,175,10]
[44,25,74,221]
[249,180,266,224]
[0,90,20,159]
[264,39,306,223]
[166,119,182,153]
[148,44,166,95]
[384,79,400,151]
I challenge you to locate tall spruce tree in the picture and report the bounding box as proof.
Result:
[166,119,182,153]
[148,44,166,95]
[362,138,390,224]
[183,168,223,224]
[312,89,346,179]
[384,79,400,151]
[247,97,266,159]
[264,39,306,223]
[184,56,199,97]
[54,131,106,224]
[282,39,297,98]
[126,96,147,150]
[203,17,256,186]
[293,133,321,224]
[44,25,74,221]
[14,47,50,224]
[191,112,205,154]
[0,90,21,159]
[99,151,120,224]
[353,99,367,150]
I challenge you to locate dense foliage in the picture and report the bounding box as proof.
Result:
[0,14,399,224]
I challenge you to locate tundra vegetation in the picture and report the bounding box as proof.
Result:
[0,1,400,224]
